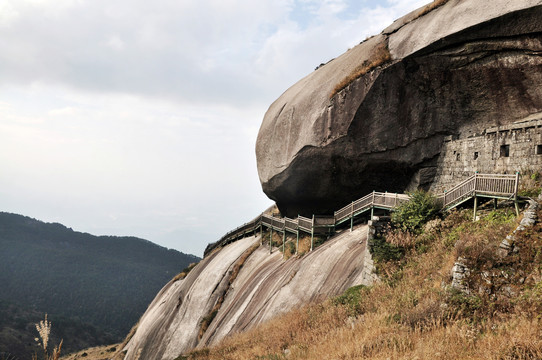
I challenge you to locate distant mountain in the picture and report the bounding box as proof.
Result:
[0,212,200,358]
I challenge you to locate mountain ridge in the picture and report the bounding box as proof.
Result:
[0,211,200,359]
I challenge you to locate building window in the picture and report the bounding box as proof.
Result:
[473,152,479,160]
[500,144,510,157]
[456,153,461,161]
[537,145,542,155]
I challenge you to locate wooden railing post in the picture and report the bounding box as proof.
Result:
[371,191,375,219]
[270,226,273,254]
[282,231,286,258]
[473,195,478,221]
[473,172,478,221]
[296,229,299,255]
[310,215,315,251]
[216,173,523,254]
[514,171,520,216]
[350,201,354,232]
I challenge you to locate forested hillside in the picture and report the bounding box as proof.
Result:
[0,212,199,358]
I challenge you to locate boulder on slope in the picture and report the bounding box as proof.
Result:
[256,0,542,217]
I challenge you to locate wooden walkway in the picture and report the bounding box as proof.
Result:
[211,173,520,255]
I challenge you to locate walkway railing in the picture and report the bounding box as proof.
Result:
[436,173,519,210]
[205,173,520,256]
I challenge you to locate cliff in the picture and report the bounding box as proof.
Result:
[256,0,542,217]
[164,197,542,360]
[123,226,373,360]
[121,2,542,359]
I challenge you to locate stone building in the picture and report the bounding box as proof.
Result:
[431,112,542,193]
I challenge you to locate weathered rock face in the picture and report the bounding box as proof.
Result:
[256,0,542,217]
[123,226,373,360]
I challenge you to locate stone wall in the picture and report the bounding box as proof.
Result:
[431,113,542,192]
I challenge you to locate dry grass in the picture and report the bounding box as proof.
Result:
[330,42,391,98]
[414,0,450,19]
[283,239,296,259]
[385,228,417,248]
[230,244,260,284]
[297,234,312,255]
[60,344,123,360]
[184,207,542,360]
[173,262,199,282]
[33,314,63,360]
[519,170,542,197]
[262,229,284,250]
[329,0,451,100]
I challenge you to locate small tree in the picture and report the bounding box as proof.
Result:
[391,190,439,233]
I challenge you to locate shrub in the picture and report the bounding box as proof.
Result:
[267,230,283,249]
[284,241,296,259]
[385,228,417,249]
[369,236,404,263]
[519,170,541,197]
[484,209,516,224]
[332,285,368,316]
[445,288,482,320]
[391,190,439,233]
[312,235,327,249]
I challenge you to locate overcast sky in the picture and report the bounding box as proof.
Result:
[0,0,429,257]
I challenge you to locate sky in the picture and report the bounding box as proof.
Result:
[0,0,429,257]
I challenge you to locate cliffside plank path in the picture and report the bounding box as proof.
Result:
[208,173,520,257]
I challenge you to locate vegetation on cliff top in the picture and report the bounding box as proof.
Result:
[328,0,452,100]
[330,41,391,99]
[182,196,542,359]
[415,0,451,19]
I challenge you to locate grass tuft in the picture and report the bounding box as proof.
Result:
[414,0,450,19]
[33,314,62,360]
[173,262,200,282]
[330,42,391,99]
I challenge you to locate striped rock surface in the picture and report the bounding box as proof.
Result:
[123,226,372,360]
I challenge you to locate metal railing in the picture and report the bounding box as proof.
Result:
[437,173,518,209]
[284,217,299,233]
[297,216,313,233]
[208,173,519,254]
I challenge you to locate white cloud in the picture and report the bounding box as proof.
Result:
[105,35,125,51]
[0,1,19,27]
[48,106,79,117]
[0,0,432,256]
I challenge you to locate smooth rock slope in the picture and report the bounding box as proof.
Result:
[256,0,542,217]
[123,226,372,360]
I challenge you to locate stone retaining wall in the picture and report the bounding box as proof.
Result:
[431,114,542,193]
